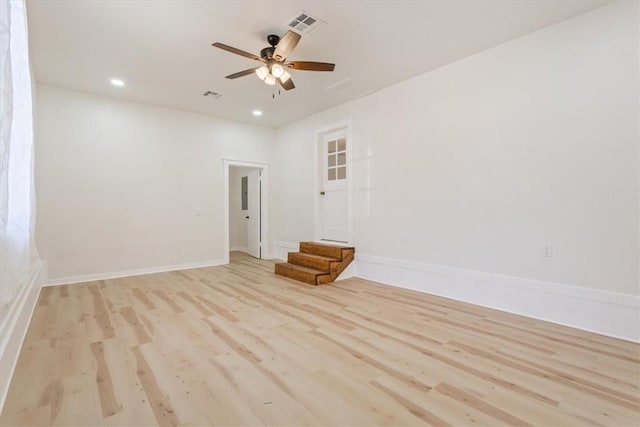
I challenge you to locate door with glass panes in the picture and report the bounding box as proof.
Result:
[320,131,349,243]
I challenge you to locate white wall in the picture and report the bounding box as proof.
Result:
[229,166,255,252]
[35,85,275,281]
[274,2,639,339]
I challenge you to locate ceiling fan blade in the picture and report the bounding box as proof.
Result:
[225,67,261,79]
[212,42,262,62]
[285,61,335,71]
[279,76,295,91]
[273,30,301,61]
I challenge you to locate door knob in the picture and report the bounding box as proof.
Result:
[245,216,250,219]
[320,191,325,195]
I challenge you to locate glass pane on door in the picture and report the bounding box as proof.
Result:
[328,140,336,153]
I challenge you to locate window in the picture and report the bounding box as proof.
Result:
[0,0,40,306]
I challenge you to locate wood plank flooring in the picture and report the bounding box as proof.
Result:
[1,252,639,426]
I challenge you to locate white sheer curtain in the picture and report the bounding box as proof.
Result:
[0,0,39,309]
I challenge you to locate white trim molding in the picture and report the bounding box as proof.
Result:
[0,263,43,411]
[355,254,640,342]
[272,240,298,261]
[229,246,249,253]
[45,259,226,287]
[223,159,270,263]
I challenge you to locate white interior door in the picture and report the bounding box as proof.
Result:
[246,169,261,258]
[320,133,349,243]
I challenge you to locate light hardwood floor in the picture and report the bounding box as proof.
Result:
[1,252,639,426]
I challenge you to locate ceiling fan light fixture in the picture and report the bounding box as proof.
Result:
[271,63,284,78]
[279,70,291,83]
[255,66,269,81]
[264,74,277,86]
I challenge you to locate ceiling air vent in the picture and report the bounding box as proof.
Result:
[286,11,326,35]
[203,90,222,99]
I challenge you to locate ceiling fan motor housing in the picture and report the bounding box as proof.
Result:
[267,34,280,47]
[260,47,275,60]
[260,34,283,59]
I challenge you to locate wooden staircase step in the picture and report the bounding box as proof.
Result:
[274,262,329,286]
[300,242,355,260]
[287,252,339,272]
[275,241,355,286]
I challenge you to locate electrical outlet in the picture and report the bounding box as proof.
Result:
[543,245,553,258]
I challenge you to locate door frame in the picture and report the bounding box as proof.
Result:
[314,120,353,244]
[223,159,269,264]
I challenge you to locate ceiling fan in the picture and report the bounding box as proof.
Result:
[212,30,335,91]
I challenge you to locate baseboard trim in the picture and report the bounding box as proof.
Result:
[229,246,249,253]
[272,240,298,260]
[45,259,227,287]
[355,254,640,342]
[38,251,640,341]
[0,263,43,412]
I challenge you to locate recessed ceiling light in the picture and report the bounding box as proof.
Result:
[110,78,125,87]
[252,110,263,117]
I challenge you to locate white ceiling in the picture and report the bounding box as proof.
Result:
[26,0,608,128]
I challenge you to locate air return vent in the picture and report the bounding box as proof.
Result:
[287,11,326,35]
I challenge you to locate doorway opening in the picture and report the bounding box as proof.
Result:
[223,160,269,263]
